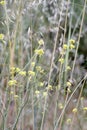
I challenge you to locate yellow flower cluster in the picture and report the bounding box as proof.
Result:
[28,71,35,77]
[69,39,75,44]
[63,39,75,51]
[66,118,72,124]
[58,103,64,109]
[10,91,14,94]
[36,66,42,71]
[36,66,44,74]
[70,44,75,49]
[59,39,75,66]
[8,79,17,86]
[31,62,35,67]
[0,0,6,5]
[14,95,19,99]
[39,82,44,87]
[0,33,4,40]
[10,67,26,76]
[66,66,71,70]
[10,91,19,99]
[46,84,53,90]
[10,67,20,75]
[16,67,20,73]
[19,71,26,76]
[43,92,47,97]
[66,81,72,93]
[83,107,87,111]
[35,49,44,56]
[59,58,64,64]
[69,39,75,49]
[72,108,77,113]
[67,81,71,87]
[35,90,40,97]
[63,44,68,50]
[38,39,44,45]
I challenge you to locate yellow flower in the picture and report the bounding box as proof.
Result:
[66,66,71,70]
[0,33,4,40]
[36,66,41,71]
[70,44,75,49]
[39,82,44,87]
[57,84,61,89]
[66,118,71,124]
[81,97,84,100]
[72,108,77,113]
[35,90,40,96]
[67,82,71,87]
[59,58,64,64]
[8,80,17,86]
[31,62,35,67]
[35,49,44,56]
[10,67,21,74]
[60,50,65,55]
[69,39,75,44]
[14,95,19,99]
[43,92,47,97]
[28,71,35,76]
[10,91,14,95]
[40,69,44,73]
[38,39,44,45]
[58,103,63,109]
[67,88,71,93]
[63,44,68,50]
[19,71,26,76]
[46,85,53,90]
[0,0,6,5]
[15,67,20,73]
[10,67,15,74]
[10,67,15,71]
[83,107,87,111]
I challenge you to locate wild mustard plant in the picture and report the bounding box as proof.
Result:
[1,0,86,129]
